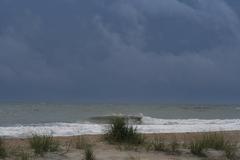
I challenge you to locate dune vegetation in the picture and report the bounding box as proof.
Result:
[0,121,239,160]
[104,117,145,145]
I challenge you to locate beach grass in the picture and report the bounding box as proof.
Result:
[0,138,7,159]
[0,132,238,160]
[84,146,95,160]
[104,117,144,145]
[224,143,237,160]
[190,139,204,156]
[146,136,165,151]
[29,134,59,156]
[190,133,237,159]
[146,136,179,154]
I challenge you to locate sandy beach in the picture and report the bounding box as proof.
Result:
[1,131,240,160]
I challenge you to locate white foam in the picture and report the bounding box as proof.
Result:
[1,117,240,138]
[141,116,240,125]
[0,123,105,138]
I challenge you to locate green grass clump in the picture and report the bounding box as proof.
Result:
[224,143,237,160]
[29,134,59,156]
[203,133,225,150]
[146,136,179,154]
[0,138,7,159]
[190,140,205,156]
[105,117,144,145]
[84,146,95,160]
[146,136,165,151]
[190,133,236,159]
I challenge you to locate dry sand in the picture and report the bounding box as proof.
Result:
[2,131,240,160]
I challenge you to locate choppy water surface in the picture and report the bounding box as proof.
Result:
[0,102,240,137]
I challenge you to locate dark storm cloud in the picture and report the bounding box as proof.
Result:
[0,0,240,102]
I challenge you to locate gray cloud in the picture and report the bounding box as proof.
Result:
[0,0,240,102]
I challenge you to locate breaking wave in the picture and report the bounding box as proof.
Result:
[1,115,240,138]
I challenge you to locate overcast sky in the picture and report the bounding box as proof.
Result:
[0,0,240,103]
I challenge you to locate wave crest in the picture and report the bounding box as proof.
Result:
[1,115,240,138]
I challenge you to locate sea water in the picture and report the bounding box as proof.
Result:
[0,102,240,137]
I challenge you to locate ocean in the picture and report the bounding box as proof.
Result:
[0,102,240,137]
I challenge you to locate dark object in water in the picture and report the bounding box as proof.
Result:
[90,115,142,124]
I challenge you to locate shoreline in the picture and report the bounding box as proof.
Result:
[4,130,240,145]
[1,129,240,139]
